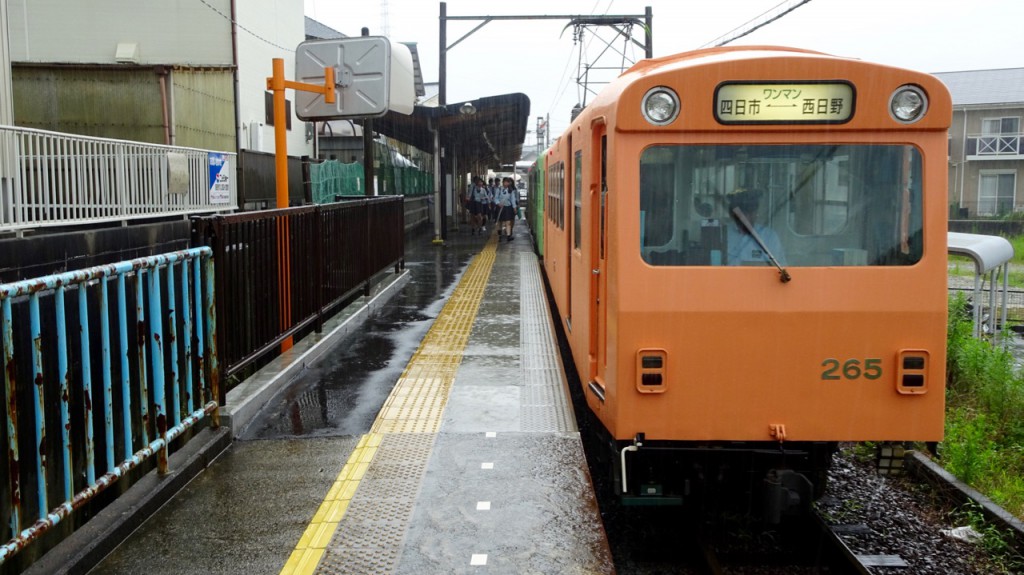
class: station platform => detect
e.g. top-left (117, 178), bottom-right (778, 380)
top-left (41, 225), bottom-right (613, 575)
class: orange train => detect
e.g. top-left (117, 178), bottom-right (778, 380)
top-left (534, 46), bottom-right (951, 519)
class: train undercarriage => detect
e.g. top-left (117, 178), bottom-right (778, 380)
top-left (598, 432), bottom-right (838, 524)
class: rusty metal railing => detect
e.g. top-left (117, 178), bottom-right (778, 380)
top-left (193, 196), bottom-right (404, 394)
top-left (0, 248), bottom-right (218, 564)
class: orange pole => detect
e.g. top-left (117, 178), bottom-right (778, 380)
top-left (268, 58), bottom-right (293, 350)
top-left (265, 59), bottom-right (335, 352)
top-left (269, 59), bottom-right (290, 209)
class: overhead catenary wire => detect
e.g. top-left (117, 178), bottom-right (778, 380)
top-left (196, 0), bottom-right (294, 52)
top-left (699, 0), bottom-right (814, 48)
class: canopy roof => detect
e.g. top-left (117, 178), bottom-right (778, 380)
top-left (373, 93), bottom-right (530, 170)
top-left (948, 232), bottom-right (1014, 274)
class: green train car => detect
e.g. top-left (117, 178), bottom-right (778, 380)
top-left (527, 152), bottom-right (546, 254)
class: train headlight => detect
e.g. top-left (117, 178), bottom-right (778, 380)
top-left (641, 87), bottom-right (680, 125)
top-left (889, 85), bottom-right (928, 124)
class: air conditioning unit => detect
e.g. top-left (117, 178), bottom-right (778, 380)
top-left (248, 121), bottom-right (264, 151)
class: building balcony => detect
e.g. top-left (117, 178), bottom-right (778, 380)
top-left (966, 133), bottom-right (1024, 160)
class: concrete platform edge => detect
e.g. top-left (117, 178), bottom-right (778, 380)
top-left (22, 426), bottom-right (233, 575)
top-left (907, 450), bottom-right (1024, 549)
top-left (20, 269), bottom-right (410, 575)
top-left (223, 269), bottom-right (411, 437)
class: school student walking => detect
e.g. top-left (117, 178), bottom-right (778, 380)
top-left (494, 177), bottom-right (518, 242)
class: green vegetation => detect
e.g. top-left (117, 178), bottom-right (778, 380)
top-left (943, 292), bottom-right (1024, 570)
top-left (1008, 236), bottom-right (1024, 265)
top-left (944, 292), bottom-right (1024, 520)
top-left (949, 501), bottom-right (1024, 573)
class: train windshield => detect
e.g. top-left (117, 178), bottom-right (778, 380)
top-left (639, 144), bottom-right (923, 267)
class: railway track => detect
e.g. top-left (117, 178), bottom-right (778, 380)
top-left (693, 510), bottom-right (879, 574)
top-left (598, 446), bottom-right (1020, 573)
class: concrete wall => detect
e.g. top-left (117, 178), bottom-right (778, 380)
top-left (6, 0), bottom-right (313, 157)
top-left (7, 0), bottom-right (232, 65)
top-left (234, 0), bottom-right (310, 156)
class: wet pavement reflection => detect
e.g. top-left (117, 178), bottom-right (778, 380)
top-left (241, 225), bottom-right (487, 440)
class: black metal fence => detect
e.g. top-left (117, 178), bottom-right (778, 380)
top-left (192, 196), bottom-right (404, 398)
top-left (237, 150), bottom-right (307, 209)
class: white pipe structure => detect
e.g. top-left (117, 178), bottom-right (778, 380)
top-left (620, 445), bottom-right (639, 494)
top-left (948, 231), bottom-right (1014, 344)
top-left (1, 0), bottom-right (15, 190)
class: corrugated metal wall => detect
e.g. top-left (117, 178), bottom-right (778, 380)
top-left (13, 66), bottom-right (166, 143)
top-left (172, 67), bottom-right (236, 152)
top-left (11, 65), bottom-right (235, 153)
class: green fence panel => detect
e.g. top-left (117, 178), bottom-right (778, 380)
top-left (310, 161), bottom-right (364, 202)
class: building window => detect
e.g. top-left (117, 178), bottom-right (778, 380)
top-left (265, 92), bottom-right (293, 130)
top-left (977, 171), bottom-right (1017, 216)
top-left (982, 117), bottom-right (1020, 135)
top-left (978, 117), bottom-right (1020, 155)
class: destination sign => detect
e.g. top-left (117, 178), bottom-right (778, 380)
top-left (715, 82), bottom-right (854, 124)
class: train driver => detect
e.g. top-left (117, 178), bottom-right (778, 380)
top-left (725, 188), bottom-right (786, 266)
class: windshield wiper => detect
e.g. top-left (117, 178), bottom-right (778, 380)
top-left (730, 207), bottom-right (791, 283)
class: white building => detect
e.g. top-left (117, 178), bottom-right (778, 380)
top-left (5, 0), bottom-right (310, 157)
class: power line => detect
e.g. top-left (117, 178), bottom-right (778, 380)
top-left (197, 0), bottom-right (294, 53)
top-left (700, 0), bottom-right (814, 48)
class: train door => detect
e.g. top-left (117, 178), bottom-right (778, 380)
top-left (589, 132), bottom-right (608, 389)
top-left (565, 135), bottom-right (574, 331)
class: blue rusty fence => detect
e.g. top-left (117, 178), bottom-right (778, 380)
top-left (0, 248), bottom-right (218, 564)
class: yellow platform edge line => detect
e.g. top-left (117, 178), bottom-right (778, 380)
top-left (281, 235), bottom-right (499, 575)
top-left (369, 234), bottom-right (497, 435)
top-left (278, 432), bottom-right (377, 575)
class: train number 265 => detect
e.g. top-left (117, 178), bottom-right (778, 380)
top-left (820, 358), bottom-right (882, 380)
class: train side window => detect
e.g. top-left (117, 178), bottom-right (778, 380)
top-left (600, 136), bottom-right (607, 260)
top-left (574, 150), bottom-right (583, 250)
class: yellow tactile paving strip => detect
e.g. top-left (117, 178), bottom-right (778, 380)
top-left (280, 233), bottom-right (498, 575)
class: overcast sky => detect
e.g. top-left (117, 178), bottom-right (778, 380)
top-left (303, 0), bottom-right (1024, 143)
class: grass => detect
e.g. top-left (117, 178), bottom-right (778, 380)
top-left (944, 292), bottom-right (1024, 520)
top-left (949, 501), bottom-right (1024, 573)
top-left (1008, 236), bottom-right (1024, 265)
top-left (942, 292), bottom-right (1024, 569)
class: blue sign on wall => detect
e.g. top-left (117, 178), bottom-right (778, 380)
top-left (209, 153), bottom-right (230, 204)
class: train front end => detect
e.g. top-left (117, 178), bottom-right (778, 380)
top-left (589, 48), bottom-right (952, 516)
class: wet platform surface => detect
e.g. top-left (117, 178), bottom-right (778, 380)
top-left (82, 223), bottom-right (613, 575)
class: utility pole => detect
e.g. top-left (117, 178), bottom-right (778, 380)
top-left (439, 5), bottom-right (651, 118)
top-left (437, 3), bottom-right (650, 239)
top-left (361, 28), bottom-right (376, 196)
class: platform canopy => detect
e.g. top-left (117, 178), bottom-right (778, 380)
top-left (372, 92), bottom-right (530, 169)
